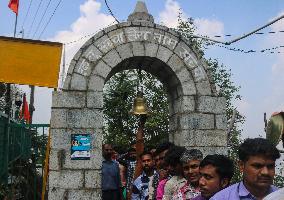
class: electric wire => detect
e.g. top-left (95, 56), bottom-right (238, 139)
top-left (104, 0), bottom-right (120, 23)
top-left (32, 0), bottom-right (53, 39)
top-left (21, 0), bottom-right (34, 33)
top-left (178, 14), bottom-right (284, 45)
top-left (64, 21), bottom-right (117, 45)
top-left (27, 0), bottom-right (44, 38)
top-left (211, 44), bottom-right (284, 54)
top-left (38, 0), bottom-right (63, 40)
top-left (208, 30), bottom-right (284, 38)
top-left (63, 26), bottom-right (284, 54)
top-left (62, 11), bottom-right (284, 54)
top-left (226, 14), bottom-right (284, 45)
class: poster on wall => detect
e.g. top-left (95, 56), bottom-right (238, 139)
top-left (71, 134), bottom-right (91, 160)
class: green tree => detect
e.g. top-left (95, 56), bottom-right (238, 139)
top-left (103, 70), bottom-right (169, 148)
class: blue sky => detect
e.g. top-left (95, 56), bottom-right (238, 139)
top-left (1, 0), bottom-right (284, 142)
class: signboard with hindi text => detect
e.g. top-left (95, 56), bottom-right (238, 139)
top-left (0, 36), bottom-right (62, 88)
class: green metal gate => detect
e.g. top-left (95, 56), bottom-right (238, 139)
top-left (0, 112), bottom-right (49, 200)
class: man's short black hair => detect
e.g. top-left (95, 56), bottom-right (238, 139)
top-left (164, 146), bottom-right (186, 167)
top-left (200, 154), bottom-right (234, 181)
top-left (127, 147), bottom-right (136, 153)
top-left (103, 143), bottom-right (112, 149)
top-left (238, 138), bottom-right (280, 162)
top-left (140, 151), bottom-right (153, 159)
top-left (155, 142), bottom-right (174, 155)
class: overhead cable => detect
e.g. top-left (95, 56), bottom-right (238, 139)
top-left (179, 14), bottom-right (284, 45)
top-left (27, 0), bottom-right (44, 38)
top-left (38, 0), bottom-right (63, 39)
top-left (64, 21), bottom-right (117, 45)
top-left (104, 0), bottom-right (120, 23)
top-left (32, 0), bottom-right (53, 39)
top-left (21, 0), bottom-right (34, 32)
top-left (207, 30), bottom-right (284, 38)
top-left (206, 44), bottom-right (284, 54)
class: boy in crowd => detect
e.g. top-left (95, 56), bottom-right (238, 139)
top-left (173, 149), bottom-right (203, 199)
top-left (211, 138), bottom-right (280, 200)
top-left (162, 146), bottom-right (186, 200)
top-left (151, 142), bottom-right (175, 199)
top-left (193, 154), bottom-right (234, 200)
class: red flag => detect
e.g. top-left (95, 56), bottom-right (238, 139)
top-left (19, 94), bottom-right (30, 124)
top-left (8, 0), bottom-right (19, 15)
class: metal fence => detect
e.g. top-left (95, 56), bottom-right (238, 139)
top-left (0, 112), bottom-right (49, 200)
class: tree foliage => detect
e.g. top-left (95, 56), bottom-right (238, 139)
top-left (103, 70), bottom-right (169, 148)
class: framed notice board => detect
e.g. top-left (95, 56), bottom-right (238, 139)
top-left (71, 134), bottom-right (91, 160)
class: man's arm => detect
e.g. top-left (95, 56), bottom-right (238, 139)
top-left (133, 115), bottom-right (147, 180)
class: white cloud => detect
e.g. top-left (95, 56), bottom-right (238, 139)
top-left (50, 0), bottom-right (115, 66)
top-left (159, 0), bottom-right (187, 28)
top-left (194, 18), bottom-right (224, 38)
top-left (158, 0), bottom-right (224, 38)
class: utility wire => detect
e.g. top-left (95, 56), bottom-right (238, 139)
top-left (226, 14), bottom-right (284, 45)
top-left (179, 14), bottom-right (284, 45)
top-left (64, 21), bottom-right (117, 45)
top-left (38, 0), bottom-right (63, 39)
top-left (32, 0), bottom-right (53, 39)
top-left (207, 30), bottom-right (284, 38)
top-left (63, 12), bottom-right (284, 54)
top-left (211, 44), bottom-right (284, 54)
top-left (104, 0), bottom-right (120, 23)
top-left (21, 0), bottom-right (34, 32)
top-left (27, 0), bottom-right (44, 38)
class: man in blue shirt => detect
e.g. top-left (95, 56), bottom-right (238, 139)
top-left (210, 138), bottom-right (280, 200)
top-left (102, 143), bottom-right (121, 200)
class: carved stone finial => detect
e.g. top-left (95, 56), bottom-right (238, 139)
top-left (127, 1), bottom-right (154, 23)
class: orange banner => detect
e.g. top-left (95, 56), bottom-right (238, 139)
top-left (0, 36), bottom-right (62, 88)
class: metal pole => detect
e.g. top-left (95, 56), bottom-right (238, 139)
top-left (29, 86), bottom-right (35, 124)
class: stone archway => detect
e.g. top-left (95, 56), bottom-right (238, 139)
top-left (48, 1), bottom-right (227, 199)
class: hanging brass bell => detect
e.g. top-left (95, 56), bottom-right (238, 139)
top-left (130, 91), bottom-right (151, 115)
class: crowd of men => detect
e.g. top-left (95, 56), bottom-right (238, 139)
top-left (101, 136), bottom-right (283, 200)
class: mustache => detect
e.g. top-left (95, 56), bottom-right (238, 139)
top-left (259, 175), bottom-right (272, 179)
top-left (258, 175), bottom-right (273, 181)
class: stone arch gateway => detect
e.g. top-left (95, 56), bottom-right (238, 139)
top-left (48, 1), bottom-right (227, 199)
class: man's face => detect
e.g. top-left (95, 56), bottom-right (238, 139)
top-left (128, 150), bottom-right (136, 160)
top-left (157, 150), bottom-right (167, 169)
top-left (183, 159), bottom-right (201, 185)
top-left (141, 154), bottom-right (154, 172)
top-left (103, 144), bottom-right (113, 159)
top-left (199, 164), bottom-right (228, 199)
top-left (240, 155), bottom-right (276, 191)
